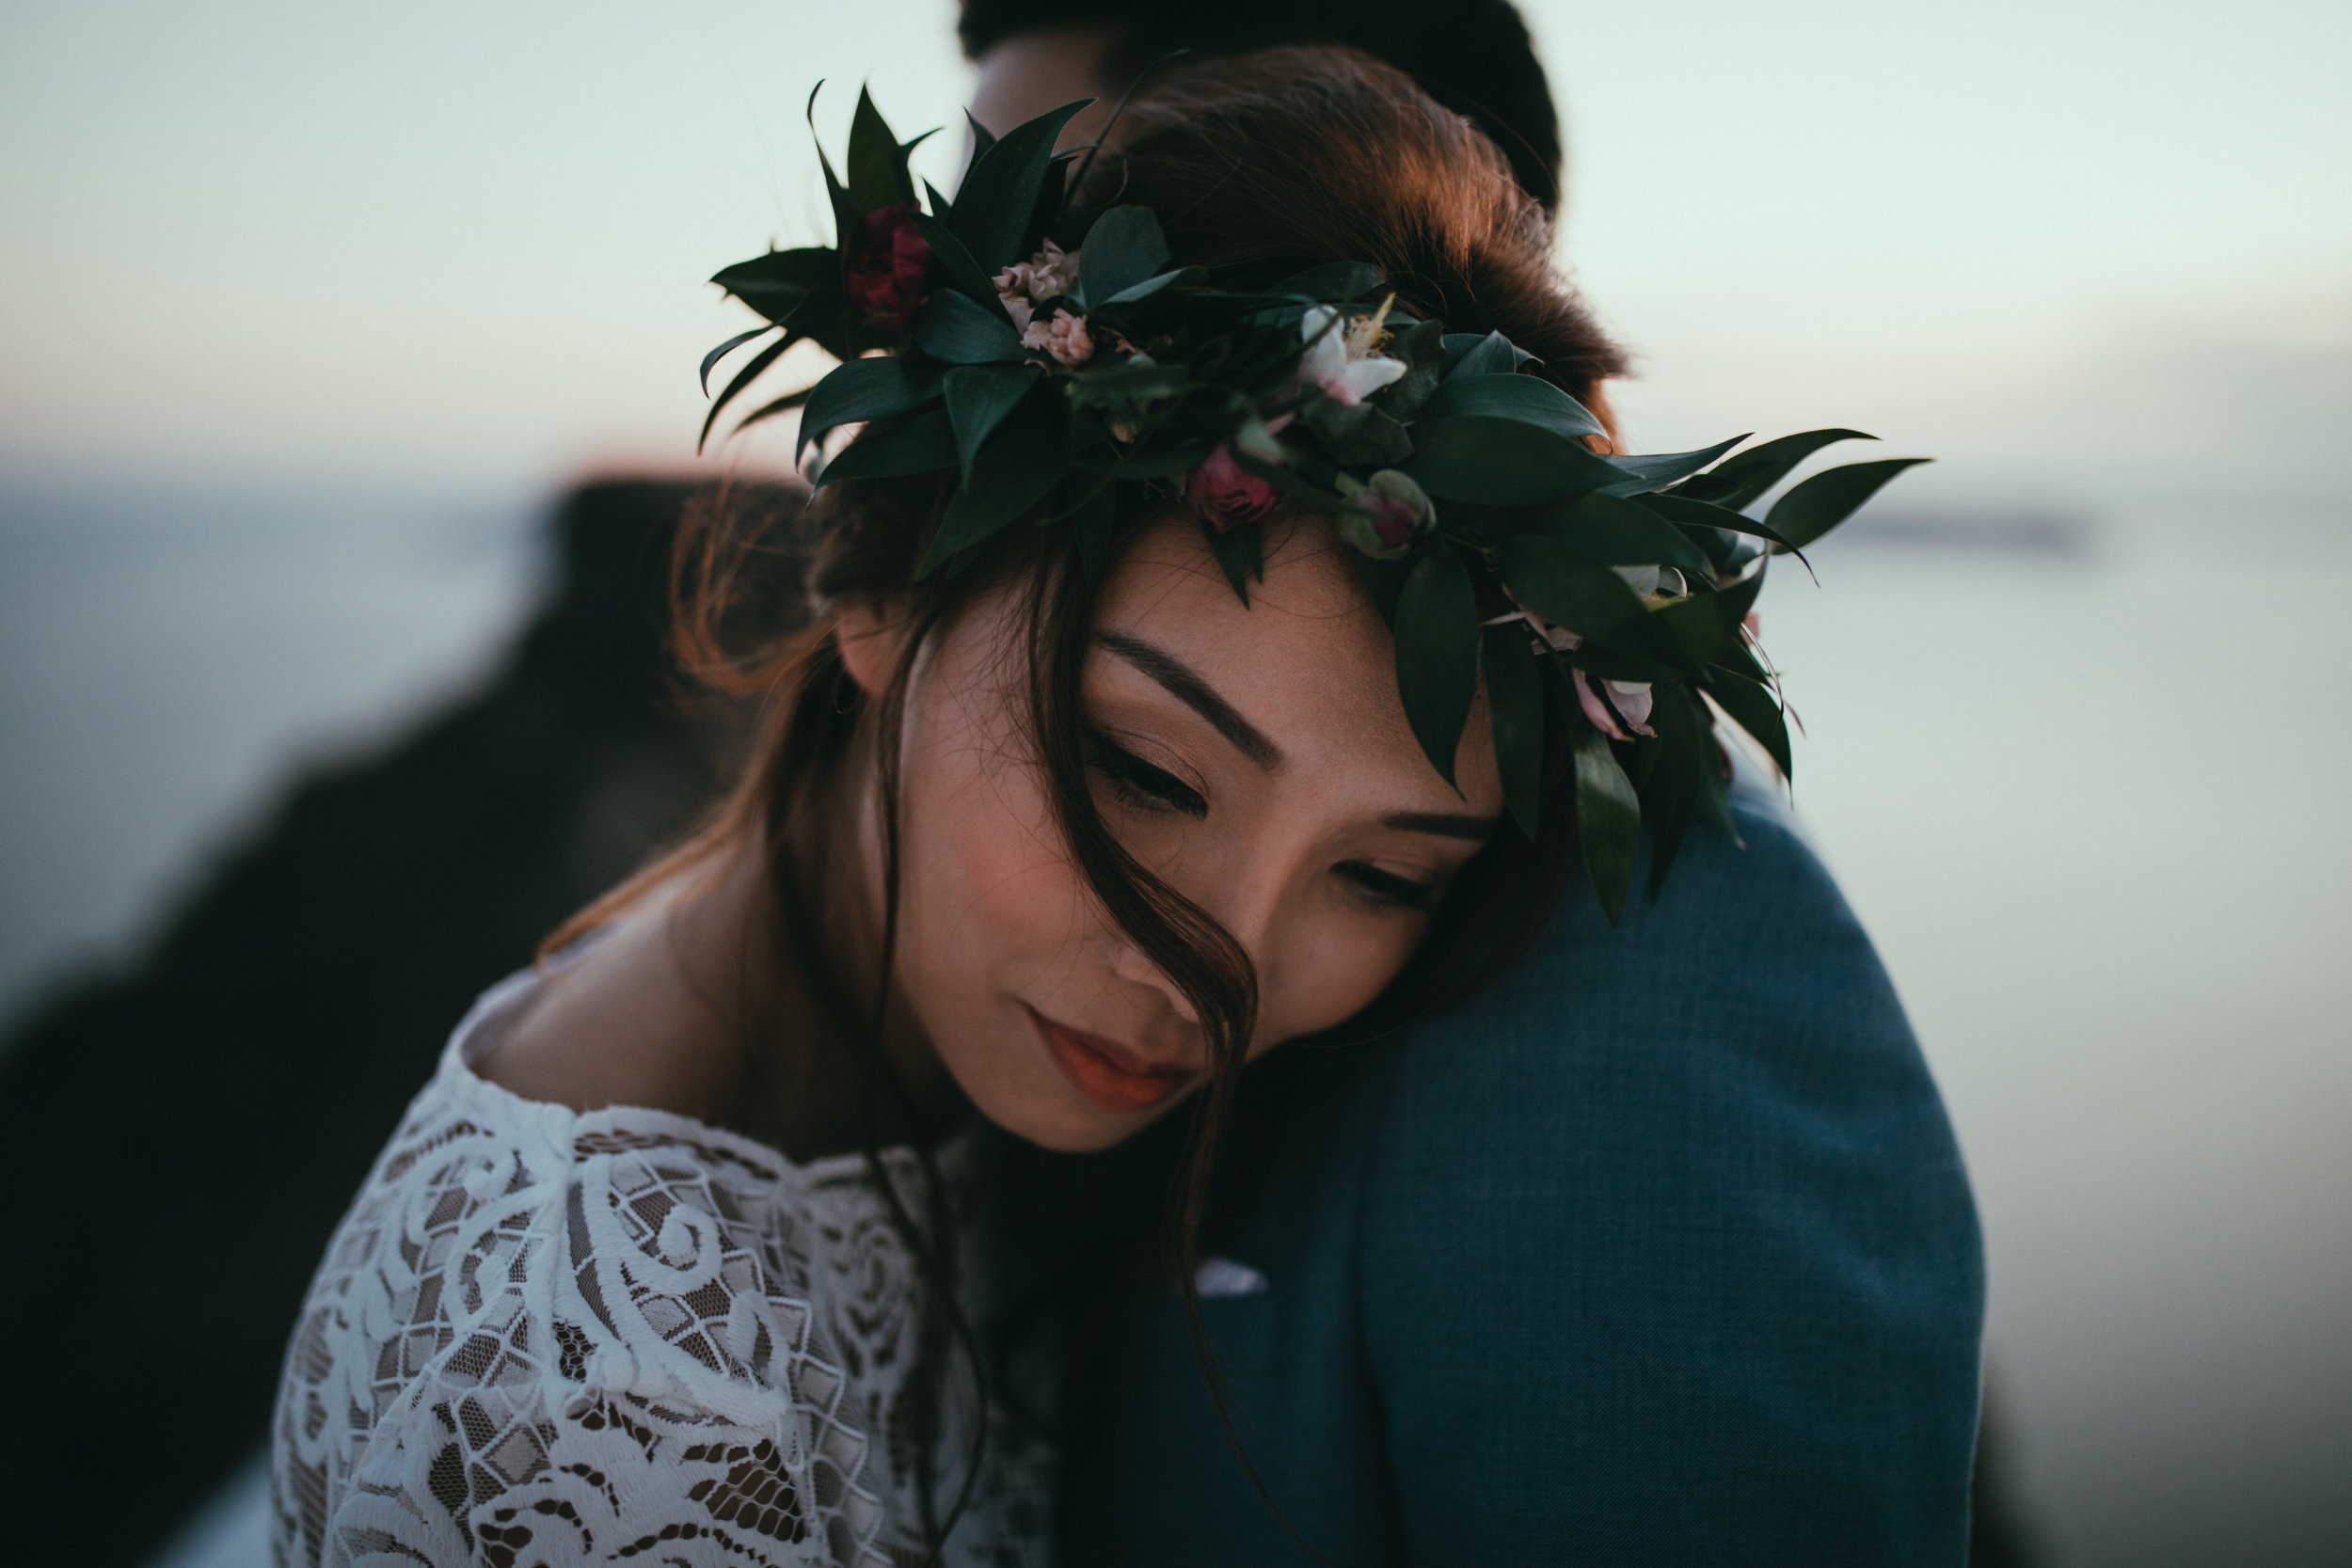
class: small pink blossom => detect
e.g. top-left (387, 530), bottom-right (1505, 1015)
top-left (1186, 443), bottom-right (1280, 532)
top-left (1359, 492), bottom-right (1420, 550)
top-left (1571, 668), bottom-right (1656, 740)
top-left (1022, 309), bottom-right (1095, 367)
top-left (993, 239), bottom-right (1082, 336)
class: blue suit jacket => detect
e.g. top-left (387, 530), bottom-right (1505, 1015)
top-left (1057, 781), bottom-right (1984, 1565)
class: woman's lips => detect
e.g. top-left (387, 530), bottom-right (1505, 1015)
top-left (1026, 1006), bottom-right (1194, 1112)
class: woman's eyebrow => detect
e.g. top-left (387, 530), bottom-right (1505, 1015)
top-left (1382, 811), bottom-right (1502, 841)
top-left (1097, 630), bottom-right (1282, 770)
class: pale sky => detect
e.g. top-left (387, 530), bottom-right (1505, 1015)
top-left (2, 0), bottom-right (2345, 498)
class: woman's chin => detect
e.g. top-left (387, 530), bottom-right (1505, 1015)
top-left (961, 1073), bottom-right (1183, 1154)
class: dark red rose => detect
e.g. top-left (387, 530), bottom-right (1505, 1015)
top-left (1185, 443), bottom-right (1280, 533)
top-left (846, 204), bottom-right (930, 335)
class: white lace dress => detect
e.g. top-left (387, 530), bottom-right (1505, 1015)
top-left (268, 965), bottom-right (1051, 1568)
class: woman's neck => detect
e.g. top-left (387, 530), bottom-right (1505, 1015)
top-left (478, 725), bottom-right (965, 1164)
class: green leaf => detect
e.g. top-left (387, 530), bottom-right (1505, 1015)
top-left (733, 385), bottom-right (816, 433)
top-left (846, 87), bottom-right (915, 213)
top-left (963, 110), bottom-right (995, 167)
top-left (1421, 373), bottom-right (1606, 442)
top-left (1352, 551), bottom-right (1412, 627)
top-left (798, 354), bottom-right (948, 460)
top-left (1405, 416), bottom-right (1627, 505)
top-left (1065, 358), bottom-right (1193, 403)
top-left (1649, 566), bottom-right (1765, 667)
top-left (1376, 318), bottom-right (1449, 422)
top-left (1640, 683), bottom-right (1706, 898)
top-left (918, 391), bottom-right (1071, 572)
top-left (1073, 205), bottom-right (1170, 309)
top-left (1597, 436), bottom-right (1749, 497)
top-left (1443, 331), bottom-right (1537, 381)
top-left (1638, 492), bottom-right (1801, 553)
top-left (1271, 261), bottom-right (1384, 300)
top-left (1764, 457), bottom-right (1932, 550)
top-left (946, 99), bottom-right (1090, 273)
top-left (1393, 547), bottom-right (1480, 787)
top-left (814, 406), bottom-right (957, 487)
top-left (1204, 521), bottom-right (1263, 604)
top-left (1100, 268), bottom-right (1195, 307)
top-left (1703, 666), bottom-right (1793, 783)
top-left (1299, 390), bottom-right (1411, 467)
top-left (945, 363), bottom-right (1036, 482)
top-left (914, 289), bottom-right (1027, 363)
top-left (1494, 533), bottom-right (1646, 637)
top-left (1494, 534), bottom-right (1699, 673)
top-left (1673, 428), bottom-right (1875, 512)
top-left (697, 332), bottom-right (797, 452)
top-left (1481, 622), bottom-right (1548, 841)
top-left (806, 83), bottom-right (861, 257)
top-left (1532, 493), bottom-right (1714, 576)
top-left (1693, 735), bottom-right (1744, 848)
top-left (710, 246), bottom-right (840, 325)
top-left (1564, 697), bottom-right (1641, 924)
top-left (699, 326), bottom-right (772, 395)
top-left (901, 210), bottom-right (1005, 314)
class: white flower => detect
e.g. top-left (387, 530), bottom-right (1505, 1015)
top-left (1297, 304), bottom-right (1406, 407)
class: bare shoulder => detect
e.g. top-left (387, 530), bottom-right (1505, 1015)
top-left (474, 911), bottom-right (748, 1124)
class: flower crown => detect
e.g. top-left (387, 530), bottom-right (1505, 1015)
top-left (699, 88), bottom-right (1928, 921)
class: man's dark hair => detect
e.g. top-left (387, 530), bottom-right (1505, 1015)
top-left (959, 0), bottom-right (1565, 214)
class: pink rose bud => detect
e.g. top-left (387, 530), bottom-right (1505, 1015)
top-left (1359, 492), bottom-right (1421, 552)
top-left (1186, 443), bottom-right (1280, 533)
top-left (846, 205), bottom-right (931, 335)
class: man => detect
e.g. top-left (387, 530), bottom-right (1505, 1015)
top-left (964, 8), bottom-right (1986, 1562)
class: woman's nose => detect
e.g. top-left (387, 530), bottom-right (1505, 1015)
top-left (1109, 941), bottom-right (1201, 1023)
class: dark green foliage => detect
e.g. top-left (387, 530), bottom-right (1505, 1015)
top-left (801, 354), bottom-right (947, 460)
top-left (1565, 697), bottom-right (1642, 923)
top-left (1420, 373), bottom-right (1605, 440)
top-left (1767, 457), bottom-right (1935, 550)
top-left (1481, 621), bottom-right (1548, 841)
top-left (691, 90), bottom-right (1930, 911)
top-left (1394, 549), bottom-right (1479, 786)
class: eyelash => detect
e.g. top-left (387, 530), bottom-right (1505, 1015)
top-left (1085, 730), bottom-right (1207, 818)
top-left (1083, 730), bottom-right (1440, 914)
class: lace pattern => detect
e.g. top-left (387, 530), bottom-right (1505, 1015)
top-left (269, 969), bottom-right (1049, 1567)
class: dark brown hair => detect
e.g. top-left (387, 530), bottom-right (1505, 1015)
top-left (958, 0), bottom-right (1571, 214)
top-left (559, 45), bottom-right (1623, 1557)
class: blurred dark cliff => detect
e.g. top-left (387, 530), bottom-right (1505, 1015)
top-left (0, 477), bottom-right (795, 1565)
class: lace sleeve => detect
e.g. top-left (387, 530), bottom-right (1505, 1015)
top-left (275, 1108), bottom-right (898, 1568)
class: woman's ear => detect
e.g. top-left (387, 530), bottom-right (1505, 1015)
top-left (834, 598), bottom-right (910, 697)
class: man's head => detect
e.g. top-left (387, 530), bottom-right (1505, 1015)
top-left (961, 0), bottom-right (1565, 215)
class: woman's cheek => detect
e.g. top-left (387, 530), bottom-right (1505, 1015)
top-left (1257, 908), bottom-right (1425, 1050)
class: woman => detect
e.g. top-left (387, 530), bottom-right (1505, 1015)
top-left (270, 48), bottom-right (1928, 1566)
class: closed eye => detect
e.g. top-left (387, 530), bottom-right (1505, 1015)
top-left (1335, 861), bottom-right (1438, 913)
top-left (1085, 730), bottom-right (1208, 818)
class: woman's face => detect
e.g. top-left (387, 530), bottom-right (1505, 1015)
top-left (874, 512), bottom-right (1504, 1153)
